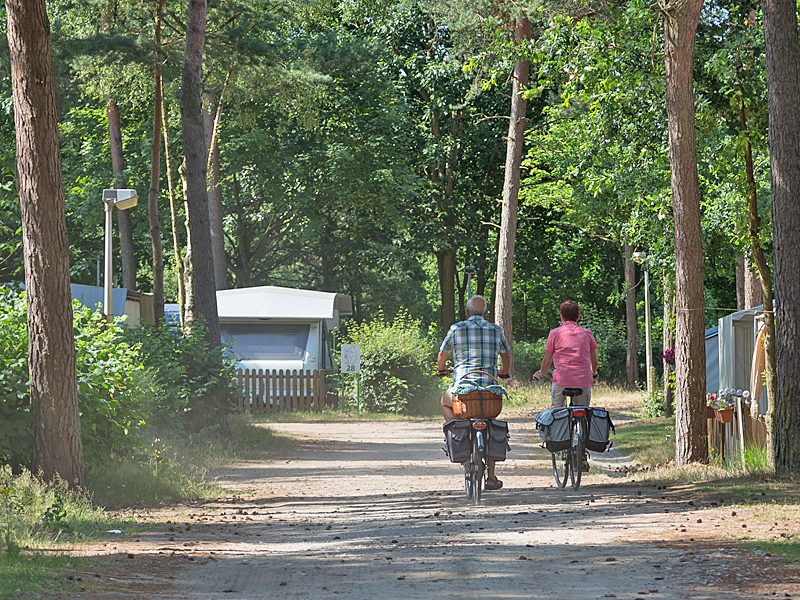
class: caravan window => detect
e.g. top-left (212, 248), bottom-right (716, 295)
top-left (222, 323), bottom-right (310, 360)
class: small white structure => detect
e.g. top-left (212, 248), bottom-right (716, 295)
top-left (216, 286), bottom-right (353, 373)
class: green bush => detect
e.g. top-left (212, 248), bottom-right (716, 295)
top-left (341, 312), bottom-right (439, 413)
top-left (0, 291), bottom-right (146, 465)
top-left (513, 339), bottom-right (545, 379)
top-left (0, 289), bottom-right (237, 468)
top-left (121, 323), bottom-right (238, 431)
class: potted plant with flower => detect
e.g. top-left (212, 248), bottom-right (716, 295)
top-left (708, 392), bottom-right (734, 423)
top-left (705, 394), bottom-right (716, 419)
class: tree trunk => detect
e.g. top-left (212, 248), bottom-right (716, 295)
top-left (739, 91), bottom-right (778, 467)
top-left (147, 2), bottom-right (165, 323)
top-left (624, 242), bottom-right (639, 389)
top-left (106, 95), bottom-right (137, 291)
top-left (161, 91), bottom-right (186, 323)
top-left (494, 17), bottom-right (531, 363)
top-left (743, 256), bottom-right (762, 308)
top-left (736, 254), bottom-right (745, 309)
top-left (180, 161), bottom-right (195, 323)
top-left (202, 90), bottom-right (227, 290)
top-left (438, 251), bottom-right (456, 328)
top-left (762, 0), bottom-right (800, 471)
top-left (663, 0), bottom-right (708, 465)
top-left (181, 0), bottom-right (220, 346)
top-left (662, 274), bottom-right (676, 417)
top-left (6, 0), bottom-right (84, 486)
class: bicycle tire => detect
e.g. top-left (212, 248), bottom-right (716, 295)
top-left (552, 449), bottom-right (570, 488)
top-left (469, 431), bottom-right (485, 505)
top-left (570, 419), bottom-right (585, 490)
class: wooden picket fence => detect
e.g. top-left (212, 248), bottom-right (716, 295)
top-left (235, 368), bottom-right (327, 412)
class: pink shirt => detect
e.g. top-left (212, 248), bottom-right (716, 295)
top-left (545, 321), bottom-right (597, 388)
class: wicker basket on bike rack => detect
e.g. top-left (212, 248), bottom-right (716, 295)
top-left (452, 390), bottom-right (503, 419)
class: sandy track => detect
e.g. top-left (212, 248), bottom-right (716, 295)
top-left (63, 418), bottom-right (800, 599)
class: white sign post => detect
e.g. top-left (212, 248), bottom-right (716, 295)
top-left (340, 344), bottom-right (361, 412)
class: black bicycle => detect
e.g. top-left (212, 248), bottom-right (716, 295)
top-left (441, 369), bottom-right (508, 506)
top-left (551, 388), bottom-right (589, 491)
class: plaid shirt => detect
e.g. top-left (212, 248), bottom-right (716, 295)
top-left (440, 316), bottom-right (511, 388)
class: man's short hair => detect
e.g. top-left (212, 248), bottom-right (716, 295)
top-left (465, 295), bottom-right (487, 316)
top-left (560, 300), bottom-right (580, 322)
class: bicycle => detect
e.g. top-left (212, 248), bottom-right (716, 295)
top-left (441, 369), bottom-right (509, 506)
top-left (550, 387), bottom-right (589, 491)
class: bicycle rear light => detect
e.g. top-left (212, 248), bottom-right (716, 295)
top-left (572, 409), bottom-right (587, 417)
top-left (471, 421), bottom-right (487, 430)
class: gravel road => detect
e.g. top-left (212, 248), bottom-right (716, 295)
top-left (134, 418), bottom-right (799, 600)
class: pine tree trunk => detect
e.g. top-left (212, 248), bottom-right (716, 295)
top-left (736, 254), bottom-right (746, 309)
top-left (106, 95), bottom-right (137, 291)
top-left (624, 242), bottom-right (639, 389)
top-left (762, 0), bottom-right (800, 471)
top-left (663, 0), bottom-right (708, 465)
top-left (744, 256), bottom-right (762, 308)
top-left (202, 90), bottom-right (227, 290)
top-left (6, 0), bottom-right (84, 486)
top-left (181, 0), bottom-right (220, 346)
top-left (494, 17), bottom-right (531, 361)
top-left (662, 274), bottom-right (676, 417)
top-left (438, 251), bottom-right (456, 329)
top-left (148, 5), bottom-right (165, 323)
top-left (161, 92), bottom-right (186, 323)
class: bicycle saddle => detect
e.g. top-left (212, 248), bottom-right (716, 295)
top-left (561, 387), bottom-right (583, 397)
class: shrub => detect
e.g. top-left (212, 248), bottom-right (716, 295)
top-left (121, 323), bottom-right (238, 432)
top-left (0, 291), bottom-right (147, 465)
top-left (340, 312), bottom-right (439, 413)
top-left (513, 339), bottom-right (545, 379)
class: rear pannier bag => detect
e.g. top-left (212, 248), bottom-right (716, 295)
top-left (586, 407), bottom-right (615, 452)
top-left (443, 419), bottom-right (472, 463)
top-left (536, 407), bottom-right (571, 452)
top-left (486, 419), bottom-right (510, 461)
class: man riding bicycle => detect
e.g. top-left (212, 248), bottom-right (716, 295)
top-left (438, 295), bottom-right (511, 491)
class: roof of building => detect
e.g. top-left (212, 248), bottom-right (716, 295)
top-left (216, 286), bottom-right (353, 321)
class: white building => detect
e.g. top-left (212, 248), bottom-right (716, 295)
top-left (215, 285), bottom-right (353, 373)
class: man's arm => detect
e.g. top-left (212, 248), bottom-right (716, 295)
top-left (437, 351), bottom-right (449, 373)
top-left (498, 351), bottom-right (511, 376)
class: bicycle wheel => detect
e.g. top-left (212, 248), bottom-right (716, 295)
top-left (551, 449), bottom-right (570, 488)
top-left (468, 434), bottom-right (485, 505)
top-left (570, 419), bottom-right (585, 490)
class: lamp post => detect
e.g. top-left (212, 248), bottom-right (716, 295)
top-left (102, 188), bottom-right (138, 320)
top-left (464, 265), bottom-right (476, 297)
top-left (632, 250), bottom-right (654, 404)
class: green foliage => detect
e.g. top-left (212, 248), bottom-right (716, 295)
top-left (512, 339), bottom-right (545, 380)
top-left (0, 466), bottom-right (108, 553)
top-left (0, 289), bottom-right (236, 468)
top-left (341, 312), bottom-right (439, 414)
top-left (121, 323), bottom-right (238, 432)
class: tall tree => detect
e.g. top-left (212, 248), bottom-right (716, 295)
top-left (762, 0), bottom-right (800, 471)
top-left (181, 0), bottom-right (220, 345)
top-left (662, 0), bottom-right (708, 464)
top-left (624, 242), bottom-right (639, 389)
top-left (148, 0), bottom-right (165, 323)
top-left (495, 16), bottom-right (531, 358)
top-left (106, 94), bottom-right (137, 290)
top-left (203, 88), bottom-right (227, 290)
top-left (6, 0), bottom-right (84, 485)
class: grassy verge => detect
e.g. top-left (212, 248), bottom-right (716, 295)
top-left (88, 413), bottom-right (286, 507)
top-left (0, 553), bottom-right (88, 598)
top-left (612, 417), bottom-right (675, 466)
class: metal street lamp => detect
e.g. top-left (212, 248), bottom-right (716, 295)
top-left (102, 188), bottom-right (138, 320)
top-left (464, 265), bottom-right (476, 297)
top-left (632, 250), bottom-right (654, 404)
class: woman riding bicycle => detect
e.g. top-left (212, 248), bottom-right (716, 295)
top-left (532, 300), bottom-right (598, 407)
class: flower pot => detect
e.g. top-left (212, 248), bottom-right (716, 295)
top-left (706, 406), bottom-right (715, 419)
top-left (714, 407), bottom-right (734, 424)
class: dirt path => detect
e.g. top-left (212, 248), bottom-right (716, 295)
top-left (68, 418), bottom-right (800, 599)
